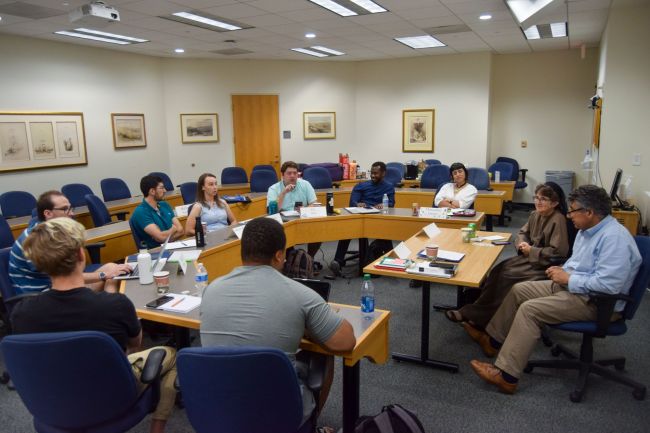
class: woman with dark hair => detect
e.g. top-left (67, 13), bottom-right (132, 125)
top-left (185, 173), bottom-right (238, 236)
top-left (446, 182), bottom-right (571, 328)
top-left (434, 162), bottom-right (478, 209)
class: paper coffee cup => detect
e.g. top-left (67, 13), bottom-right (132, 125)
top-left (153, 271), bottom-right (170, 294)
top-left (425, 244), bottom-right (439, 259)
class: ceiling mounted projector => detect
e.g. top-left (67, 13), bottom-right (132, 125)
top-left (69, 1), bottom-right (120, 27)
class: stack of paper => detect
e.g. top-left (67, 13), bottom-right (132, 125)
top-left (417, 249), bottom-right (465, 262)
top-left (157, 294), bottom-right (201, 313)
top-left (345, 207), bottom-right (380, 214)
top-left (374, 257), bottom-right (411, 271)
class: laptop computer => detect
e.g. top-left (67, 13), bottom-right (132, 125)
top-left (115, 233), bottom-right (172, 280)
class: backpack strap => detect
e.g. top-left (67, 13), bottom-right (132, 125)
top-left (291, 249), bottom-right (303, 278)
top-left (386, 405), bottom-right (424, 433)
top-left (355, 410), bottom-right (395, 433)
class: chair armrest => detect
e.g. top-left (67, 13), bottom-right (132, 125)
top-left (547, 256), bottom-right (568, 266)
top-left (140, 348), bottom-right (166, 384)
top-left (588, 291), bottom-right (634, 337)
top-left (174, 375), bottom-right (180, 391)
top-left (85, 242), bottom-right (106, 264)
top-left (306, 353), bottom-right (328, 393)
top-left (519, 168), bottom-right (528, 182)
top-left (332, 182), bottom-right (341, 188)
top-left (395, 182), bottom-right (404, 188)
top-left (110, 211), bottom-right (129, 221)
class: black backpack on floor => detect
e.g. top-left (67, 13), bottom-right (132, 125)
top-left (283, 248), bottom-right (314, 279)
top-left (355, 404), bottom-right (426, 433)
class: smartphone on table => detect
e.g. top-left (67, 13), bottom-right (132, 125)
top-left (146, 295), bottom-right (173, 309)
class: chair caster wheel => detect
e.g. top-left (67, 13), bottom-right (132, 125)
top-left (551, 346), bottom-right (562, 357)
top-left (0, 372), bottom-right (9, 385)
top-left (614, 360), bottom-right (625, 371)
top-left (524, 365), bottom-right (533, 374)
top-left (633, 388), bottom-right (646, 400)
top-left (570, 391), bottom-right (583, 402)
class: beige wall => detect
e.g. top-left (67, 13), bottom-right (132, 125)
top-left (489, 49), bottom-right (598, 202)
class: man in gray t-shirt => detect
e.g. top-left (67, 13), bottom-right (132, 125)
top-left (200, 217), bottom-right (356, 424)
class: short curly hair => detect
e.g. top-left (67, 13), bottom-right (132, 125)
top-left (240, 217), bottom-right (286, 264)
top-left (568, 185), bottom-right (611, 218)
top-left (23, 217), bottom-right (86, 276)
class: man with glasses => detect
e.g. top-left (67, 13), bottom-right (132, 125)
top-left (9, 190), bottom-right (131, 294)
top-left (466, 185), bottom-right (641, 394)
top-left (130, 175), bottom-right (183, 249)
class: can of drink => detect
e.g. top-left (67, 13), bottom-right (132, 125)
top-left (412, 202), bottom-right (420, 216)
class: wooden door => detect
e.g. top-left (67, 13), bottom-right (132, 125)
top-left (231, 94), bottom-right (280, 177)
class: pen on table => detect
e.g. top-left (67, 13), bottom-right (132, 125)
top-left (169, 297), bottom-right (184, 308)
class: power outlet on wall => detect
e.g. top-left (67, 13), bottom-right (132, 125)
top-left (632, 153), bottom-right (641, 166)
top-left (521, 140), bottom-right (528, 148)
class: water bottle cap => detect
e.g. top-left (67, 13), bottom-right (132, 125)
top-left (139, 249), bottom-right (148, 254)
top-left (363, 274), bottom-right (371, 280)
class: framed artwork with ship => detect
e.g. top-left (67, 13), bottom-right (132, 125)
top-left (0, 112), bottom-right (87, 173)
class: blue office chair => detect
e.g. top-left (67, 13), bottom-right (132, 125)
top-left (487, 162), bottom-right (514, 184)
top-left (420, 164), bottom-right (450, 189)
top-left (467, 167), bottom-right (490, 191)
top-left (61, 183), bottom-right (94, 208)
top-left (250, 170), bottom-right (278, 193)
top-left (1, 246), bottom-right (21, 389)
top-left (252, 164), bottom-right (275, 173)
top-left (84, 194), bottom-right (129, 227)
top-left (128, 216), bottom-right (147, 250)
top-left (0, 215), bottom-right (13, 249)
top-left (149, 172), bottom-right (175, 191)
top-left (302, 166), bottom-right (333, 190)
top-left (2, 331), bottom-right (166, 433)
top-left (387, 162), bottom-right (405, 177)
top-left (100, 178), bottom-right (132, 202)
top-left (0, 191), bottom-right (37, 218)
top-left (525, 236), bottom-right (650, 402)
top-left (177, 346), bottom-right (313, 433)
top-left (180, 182), bottom-right (198, 205)
top-left (384, 167), bottom-right (404, 187)
top-left (425, 159), bottom-right (441, 166)
top-left (496, 156), bottom-right (528, 190)
top-left (221, 167), bottom-right (248, 185)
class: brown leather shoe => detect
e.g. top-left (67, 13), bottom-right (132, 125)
top-left (462, 322), bottom-right (498, 357)
top-left (470, 360), bottom-right (517, 394)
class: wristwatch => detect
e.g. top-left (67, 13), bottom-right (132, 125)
top-left (99, 272), bottom-right (107, 281)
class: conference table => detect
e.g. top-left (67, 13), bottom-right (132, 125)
top-left (363, 227), bottom-right (511, 373)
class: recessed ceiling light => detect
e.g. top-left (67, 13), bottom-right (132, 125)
top-left (54, 30), bottom-right (131, 45)
top-left (311, 46), bottom-right (345, 56)
top-left (479, 13), bottom-right (492, 20)
top-left (172, 11), bottom-right (242, 31)
top-left (550, 22), bottom-right (567, 37)
top-left (305, 32), bottom-right (316, 38)
top-left (394, 35), bottom-right (445, 49)
top-left (522, 22), bottom-right (567, 40)
top-left (350, 0), bottom-right (387, 13)
top-left (175, 48), bottom-right (185, 53)
top-left (308, 0), bottom-right (357, 17)
top-left (291, 47), bottom-right (328, 57)
top-left (74, 28), bottom-right (148, 43)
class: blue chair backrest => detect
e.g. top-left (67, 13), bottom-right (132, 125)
top-left (0, 247), bottom-right (17, 315)
top-left (221, 167), bottom-right (248, 185)
top-left (100, 178), bottom-right (131, 202)
top-left (302, 166), bottom-right (333, 189)
top-left (62, 183), bottom-right (94, 208)
top-left (0, 215), bottom-right (14, 249)
top-left (252, 164), bottom-right (275, 172)
top-left (128, 217), bottom-right (146, 250)
top-left (384, 167), bottom-right (403, 186)
top-left (496, 157), bottom-right (520, 181)
top-left (387, 162), bottom-right (405, 176)
top-left (1, 331), bottom-right (139, 430)
top-left (488, 162), bottom-right (514, 182)
top-left (425, 159), bottom-right (441, 165)
top-left (623, 236), bottom-right (650, 320)
top-left (305, 163), bottom-right (343, 182)
top-left (84, 194), bottom-right (112, 227)
top-left (420, 164), bottom-right (450, 189)
top-left (0, 191), bottom-right (37, 218)
top-left (180, 182), bottom-right (198, 205)
top-left (149, 172), bottom-right (174, 191)
top-left (177, 346), bottom-right (303, 433)
top-left (250, 170), bottom-right (278, 193)
top-left (468, 167), bottom-right (490, 190)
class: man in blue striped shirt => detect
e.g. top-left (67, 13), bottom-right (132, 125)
top-left (467, 185), bottom-right (641, 394)
top-left (9, 190), bottom-right (131, 294)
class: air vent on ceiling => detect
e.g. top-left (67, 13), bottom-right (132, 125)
top-left (211, 48), bottom-right (254, 55)
top-left (423, 24), bottom-right (472, 35)
top-left (0, 1), bottom-right (64, 19)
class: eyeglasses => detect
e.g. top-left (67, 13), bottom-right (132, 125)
top-left (566, 207), bottom-right (586, 215)
top-left (52, 206), bottom-right (74, 214)
top-left (533, 196), bottom-right (551, 202)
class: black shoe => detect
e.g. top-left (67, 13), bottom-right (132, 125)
top-left (409, 279), bottom-right (422, 288)
top-left (329, 260), bottom-right (342, 277)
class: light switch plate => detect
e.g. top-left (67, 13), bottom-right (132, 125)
top-left (632, 153), bottom-right (641, 166)
top-left (521, 140), bottom-right (527, 148)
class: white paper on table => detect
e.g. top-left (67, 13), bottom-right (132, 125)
top-left (281, 210), bottom-right (300, 217)
top-left (158, 293), bottom-right (201, 313)
top-left (419, 207), bottom-right (448, 219)
top-left (480, 235), bottom-right (507, 241)
top-left (174, 204), bottom-right (191, 217)
top-left (423, 222), bottom-right (441, 239)
top-left (168, 250), bottom-right (201, 263)
top-left (437, 249), bottom-right (465, 262)
top-left (300, 206), bottom-right (327, 218)
top-left (393, 242), bottom-right (411, 260)
top-left (345, 207), bottom-right (380, 214)
top-left (167, 239), bottom-right (197, 250)
top-left (232, 225), bottom-right (245, 239)
top-left (178, 259), bottom-right (188, 274)
top-left (266, 213), bottom-right (284, 224)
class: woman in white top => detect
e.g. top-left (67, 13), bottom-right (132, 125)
top-left (185, 172), bottom-right (238, 236)
top-left (434, 162), bottom-right (478, 209)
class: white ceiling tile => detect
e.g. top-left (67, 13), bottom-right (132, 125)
top-left (392, 6), bottom-right (454, 20)
top-left (242, 13), bottom-right (294, 26)
top-left (280, 7), bottom-right (337, 22)
top-left (119, 0), bottom-right (182, 16)
top-left (347, 12), bottom-right (403, 25)
top-left (382, 0), bottom-right (445, 9)
top-left (568, 0), bottom-right (613, 13)
top-left (443, 0), bottom-right (509, 14)
top-left (529, 38), bottom-right (570, 51)
top-left (409, 15), bottom-right (465, 29)
top-left (169, 0), bottom-right (237, 8)
top-left (246, 0), bottom-right (313, 14)
top-left (201, 3), bottom-right (269, 19)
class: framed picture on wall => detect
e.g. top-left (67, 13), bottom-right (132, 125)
top-left (180, 113), bottom-right (219, 143)
top-left (303, 112), bottom-right (336, 139)
top-left (111, 113), bottom-right (147, 149)
top-left (0, 112), bottom-right (87, 173)
top-left (402, 109), bottom-right (434, 153)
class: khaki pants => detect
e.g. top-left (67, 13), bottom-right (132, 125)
top-left (128, 346), bottom-right (177, 421)
top-left (486, 280), bottom-right (596, 378)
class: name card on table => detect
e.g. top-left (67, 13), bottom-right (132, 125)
top-left (300, 206), bottom-right (327, 218)
top-left (232, 224), bottom-right (245, 239)
top-left (175, 204), bottom-right (191, 217)
top-left (266, 213), bottom-right (284, 224)
top-left (419, 207), bottom-right (448, 219)
top-left (393, 242), bottom-right (411, 260)
top-left (423, 222), bottom-right (441, 239)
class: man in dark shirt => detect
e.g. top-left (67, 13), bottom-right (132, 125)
top-left (11, 217), bottom-right (177, 433)
top-left (329, 161), bottom-right (395, 275)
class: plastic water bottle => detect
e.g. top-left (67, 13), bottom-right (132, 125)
top-left (360, 274), bottom-right (375, 320)
top-left (495, 170), bottom-right (501, 182)
top-left (381, 193), bottom-right (389, 214)
top-left (194, 262), bottom-right (208, 296)
top-left (137, 249), bottom-right (153, 285)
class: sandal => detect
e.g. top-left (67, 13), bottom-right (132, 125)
top-left (445, 310), bottom-right (464, 323)
top-left (316, 427), bottom-right (335, 433)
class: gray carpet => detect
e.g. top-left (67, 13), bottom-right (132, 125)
top-left (2, 210), bottom-right (649, 433)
